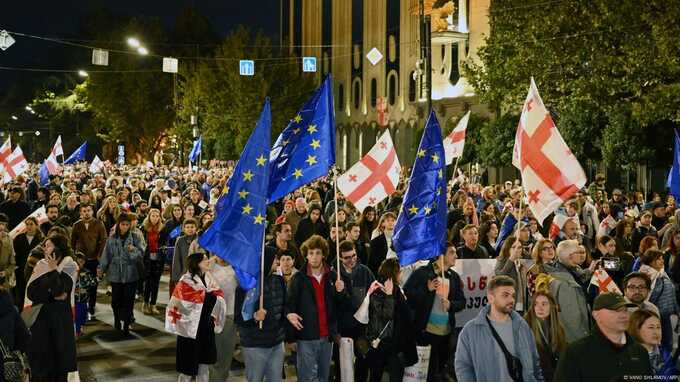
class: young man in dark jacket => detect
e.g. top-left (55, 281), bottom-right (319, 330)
top-left (404, 244), bottom-right (466, 382)
top-left (235, 247), bottom-right (287, 382)
top-left (286, 234), bottom-right (348, 382)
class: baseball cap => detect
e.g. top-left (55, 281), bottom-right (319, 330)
top-left (592, 293), bottom-right (636, 311)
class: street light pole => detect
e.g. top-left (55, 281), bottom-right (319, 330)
top-left (419, 0), bottom-right (433, 113)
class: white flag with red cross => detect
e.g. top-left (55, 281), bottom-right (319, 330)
top-left (165, 273), bottom-right (226, 339)
top-left (2, 146), bottom-right (28, 183)
top-left (444, 110), bottom-right (470, 165)
top-left (51, 135), bottom-right (64, 158)
top-left (0, 137), bottom-right (11, 181)
top-left (513, 78), bottom-right (586, 224)
top-left (590, 269), bottom-right (622, 295)
top-left (10, 206), bottom-right (48, 239)
top-left (45, 153), bottom-right (62, 175)
top-left (337, 130), bottom-right (401, 213)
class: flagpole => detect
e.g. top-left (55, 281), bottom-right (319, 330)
top-left (258, 220), bottom-right (267, 330)
top-left (333, 166), bottom-right (341, 282)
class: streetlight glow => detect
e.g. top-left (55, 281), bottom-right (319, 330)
top-left (78, 70), bottom-right (89, 77)
top-left (137, 47), bottom-right (149, 55)
top-left (127, 37), bottom-right (140, 48)
top-left (11, 115), bottom-right (18, 120)
top-left (29, 110), bottom-right (35, 114)
top-left (35, 131), bottom-right (41, 136)
top-left (25, 105), bottom-right (32, 111)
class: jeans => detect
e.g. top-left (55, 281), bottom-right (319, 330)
top-left (144, 259), bottom-right (164, 305)
top-left (110, 282), bottom-right (137, 325)
top-left (209, 317), bottom-right (236, 382)
top-left (242, 343), bottom-right (285, 382)
top-left (84, 259), bottom-right (99, 314)
top-left (297, 338), bottom-right (333, 382)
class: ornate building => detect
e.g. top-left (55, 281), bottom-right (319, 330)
top-left (282, 0), bottom-right (492, 169)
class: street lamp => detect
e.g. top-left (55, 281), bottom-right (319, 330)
top-left (127, 37), bottom-right (140, 48)
top-left (35, 131), bottom-right (40, 136)
top-left (11, 115), bottom-right (17, 120)
top-left (78, 70), bottom-right (89, 77)
top-left (25, 105), bottom-right (32, 111)
top-left (137, 47), bottom-right (149, 55)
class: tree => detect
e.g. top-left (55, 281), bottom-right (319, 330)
top-left (176, 27), bottom-right (316, 159)
top-left (464, 0), bottom-right (680, 168)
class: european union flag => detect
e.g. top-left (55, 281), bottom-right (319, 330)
top-left (39, 161), bottom-right (50, 186)
top-left (268, 75), bottom-right (336, 202)
top-left (64, 141), bottom-right (87, 164)
top-left (198, 99), bottom-right (271, 289)
top-left (188, 136), bottom-right (202, 164)
top-left (668, 130), bottom-right (680, 200)
top-left (393, 110), bottom-right (448, 266)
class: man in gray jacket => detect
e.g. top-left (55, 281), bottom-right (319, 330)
top-left (170, 218), bottom-right (198, 292)
top-left (455, 275), bottom-right (544, 382)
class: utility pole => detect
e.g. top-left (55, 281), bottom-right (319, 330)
top-left (419, 0), bottom-right (433, 113)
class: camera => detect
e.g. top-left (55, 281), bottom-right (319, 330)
top-left (601, 256), bottom-right (621, 272)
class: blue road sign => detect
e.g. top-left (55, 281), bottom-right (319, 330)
top-left (302, 57), bottom-right (317, 72)
top-left (239, 60), bottom-right (255, 76)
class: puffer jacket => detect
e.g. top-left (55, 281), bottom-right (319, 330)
top-left (546, 261), bottom-right (591, 343)
top-left (100, 232), bottom-right (144, 283)
top-left (455, 305), bottom-right (544, 382)
top-left (235, 272), bottom-right (287, 348)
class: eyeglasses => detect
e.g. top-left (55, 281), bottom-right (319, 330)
top-left (626, 285), bottom-right (648, 291)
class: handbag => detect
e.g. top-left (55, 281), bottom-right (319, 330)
top-left (0, 338), bottom-right (29, 382)
top-left (486, 316), bottom-right (523, 382)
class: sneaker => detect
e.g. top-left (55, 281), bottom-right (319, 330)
top-left (150, 305), bottom-right (160, 315)
top-left (142, 303), bottom-right (150, 314)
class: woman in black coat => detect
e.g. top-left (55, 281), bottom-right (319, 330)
top-left (0, 289), bottom-right (30, 376)
top-left (294, 204), bottom-right (329, 246)
top-left (13, 216), bottom-right (43, 311)
top-left (25, 233), bottom-right (78, 382)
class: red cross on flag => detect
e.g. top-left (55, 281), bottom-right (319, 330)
top-left (2, 146), bottom-right (28, 183)
top-left (590, 269), bottom-right (622, 295)
top-left (51, 135), bottom-right (64, 157)
top-left (337, 130), bottom-right (401, 212)
top-left (165, 273), bottom-right (226, 339)
top-left (10, 205), bottom-right (48, 239)
top-left (45, 153), bottom-right (62, 175)
top-left (513, 78), bottom-right (586, 224)
top-left (0, 137), bottom-right (11, 164)
top-left (443, 110), bottom-right (470, 165)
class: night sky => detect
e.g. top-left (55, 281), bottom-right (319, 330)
top-left (0, 0), bottom-right (281, 106)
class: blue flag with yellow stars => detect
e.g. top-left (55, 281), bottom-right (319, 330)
top-left (393, 110), bottom-right (448, 266)
top-left (198, 99), bottom-right (271, 289)
top-left (268, 75), bottom-right (336, 202)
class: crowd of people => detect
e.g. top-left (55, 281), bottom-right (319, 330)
top-left (0, 161), bottom-right (678, 381)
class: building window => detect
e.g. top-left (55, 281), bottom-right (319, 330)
top-left (387, 72), bottom-right (397, 106)
top-left (353, 79), bottom-right (361, 110)
top-left (338, 84), bottom-right (344, 111)
top-left (408, 71), bottom-right (416, 102)
top-left (389, 35), bottom-right (397, 62)
top-left (370, 78), bottom-right (377, 108)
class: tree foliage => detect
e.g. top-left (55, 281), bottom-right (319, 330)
top-left (465, 0), bottom-right (680, 168)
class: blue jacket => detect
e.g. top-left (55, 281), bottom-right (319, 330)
top-left (455, 305), bottom-right (544, 382)
top-left (100, 232), bottom-right (144, 283)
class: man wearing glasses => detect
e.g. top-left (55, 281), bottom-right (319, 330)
top-left (622, 272), bottom-right (660, 316)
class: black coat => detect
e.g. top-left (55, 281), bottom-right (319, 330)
top-left (0, 291), bottom-right (29, 352)
top-left (13, 232), bottom-right (42, 309)
top-left (0, 200), bottom-right (31, 230)
top-left (336, 264), bottom-right (374, 338)
top-left (235, 272), bottom-right (287, 348)
top-left (368, 234), bottom-right (388, 276)
top-left (26, 270), bottom-right (77, 377)
top-left (176, 286), bottom-right (217, 376)
top-left (403, 262), bottom-right (466, 335)
top-left (285, 264), bottom-right (348, 341)
top-left (367, 288), bottom-right (419, 368)
top-left (294, 217), bottom-right (329, 246)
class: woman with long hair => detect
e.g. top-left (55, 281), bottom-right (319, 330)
top-left (614, 219), bottom-right (635, 254)
top-left (526, 239), bottom-right (556, 296)
top-left (141, 208), bottom-right (164, 315)
top-left (366, 258), bottom-right (418, 381)
top-left (13, 216), bottom-right (43, 310)
top-left (478, 221), bottom-right (499, 259)
top-left (167, 252), bottom-right (226, 382)
top-left (638, 249), bottom-right (679, 352)
top-left (495, 236), bottom-right (529, 313)
top-left (358, 206), bottom-right (378, 243)
top-left (161, 204), bottom-right (184, 269)
top-left (100, 213), bottom-right (145, 335)
top-left (368, 212), bottom-right (397, 277)
top-left (524, 292), bottom-right (567, 382)
top-left (97, 195), bottom-right (121, 232)
top-left (25, 234), bottom-right (78, 381)
top-left (627, 309), bottom-right (677, 377)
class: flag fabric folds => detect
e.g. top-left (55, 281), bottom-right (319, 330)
top-left (45, 154), bottom-right (61, 175)
top-left (64, 141), bottom-right (88, 164)
top-left (337, 130), bottom-right (400, 213)
top-left (39, 161), bottom-right (50, 186)
top-left (198, 99), bottom-right (272, 289)
top-left (189, 136), bottom-right (202, 164)
top-left (268, 75), bottom-right (336, 202)
top-left (589, 269), bottom-right (622, 295)
top-left (2, 146), bottom-right (28, 183)
top-left (443, 110), bottom-right (470, 165)
top-left (165, 272), bottom-right (226, 339)
top-left (89, 155), bottom-right (104, 174)
top-left (512, 78), bottom-right (586, 225)
top-left (667, 130), bottom-right (680, 200)
top-left (51, 135), bottom-right (64, 158)
top-left (393, 110), bottom-right (448, 266)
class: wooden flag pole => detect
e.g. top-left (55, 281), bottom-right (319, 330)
top-left (258, 220), bottom-right (267, 330)
top-left (333, 166), bottom-right (341, 281)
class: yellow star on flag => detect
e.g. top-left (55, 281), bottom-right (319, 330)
top-left (307, 124), bottom-right (317, 134)
top-left (255, 154), bottom-right (267, 166)
top-left (242, 170), bottom-right (254, 182)
top-left (431, 153), bottom-right (440, 164)
top-left (417, 149), bottom-right (426, 158)
top-left (305, 155), bottom-right (317, 166)
top-left (237, 190), bottom-right (249, 199)
top-left (438, 169), bottom-right (443, 179)
top-left (436, 187), bottom-right (442, 196)
top-left (293, 168), bottom-right (303, 179)
top-left (408, 204), bottom-right (419, 215)
top-left (242, 203), bottom-right (253, 215)
top-left (293, 128), bottom-right (301, 135)
top-left (310, 139), bottom-right (321, 149)
top-left (223, 185), bottom-right (229, 195)
top-left (253, 214), bottom-right (265, 225)
top-left (282, 139), bottom-right (290, 146)
top-left (424, 206), bottom-right (432, 215)
top-left (293, 114), bottom-right (302, 123)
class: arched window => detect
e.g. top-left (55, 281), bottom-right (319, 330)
top-left (338, 84), bottom-right (344, 111)
top-left (353, 79), bottom-right (361, 110)
top-left (387, 72), bottom-right (398, 106)
top-left (408, 71), bottom-right (417, 102)
top-left (370, 78), bottom-right (377, 108)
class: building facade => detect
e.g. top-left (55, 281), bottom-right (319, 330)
top-left (282, 0), bottom-right (492, 169)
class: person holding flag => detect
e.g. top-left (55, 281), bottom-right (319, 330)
top-left (64, 141), bottom-right (88, 165)
top-left (189, 136), bottom-right (202, 168)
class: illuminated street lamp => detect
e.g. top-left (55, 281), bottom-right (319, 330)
top-left (137, 47), bottom-right (149, 55)
top-left (35, 131), bottom-right (41, 136)
top-left (78, 70), bottom-right (89, 77)
top-left (11, 115), bottom-right (18, 120)
top-left (127, 37), bottom-right (140, 48)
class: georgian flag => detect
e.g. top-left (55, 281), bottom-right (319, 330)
top-left (513, 78), bottom-right (586, 224)
top-left (590, 269), bottom-right (622, 295)
top-left (337, 130), bottom-right (400, 213)
top-left (165, 272), bottom-right (227, 339)
top-left (2, 146), bottom-right (28, 182)
top-left (597, 215), bottom-right (617, 238)
top-left (10, 206), bottom-right (48, 239)
top-left (45, 153), bottom-right (62, 175)
top-left (51, 135), bottom-right (64, 157)
top-left (443, 111), bottom-right (470, 165)
top-left (0, 137), bottom-right (11, 164)
top-left (89, 155), bottom-right (104, 174)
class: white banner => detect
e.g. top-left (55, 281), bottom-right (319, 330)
top-left (339, 337), bottom-right (354, 382)
top-left (453, 259), bottom-right (496, 327)
top-left (402, 345), bottom-right (431, 382)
